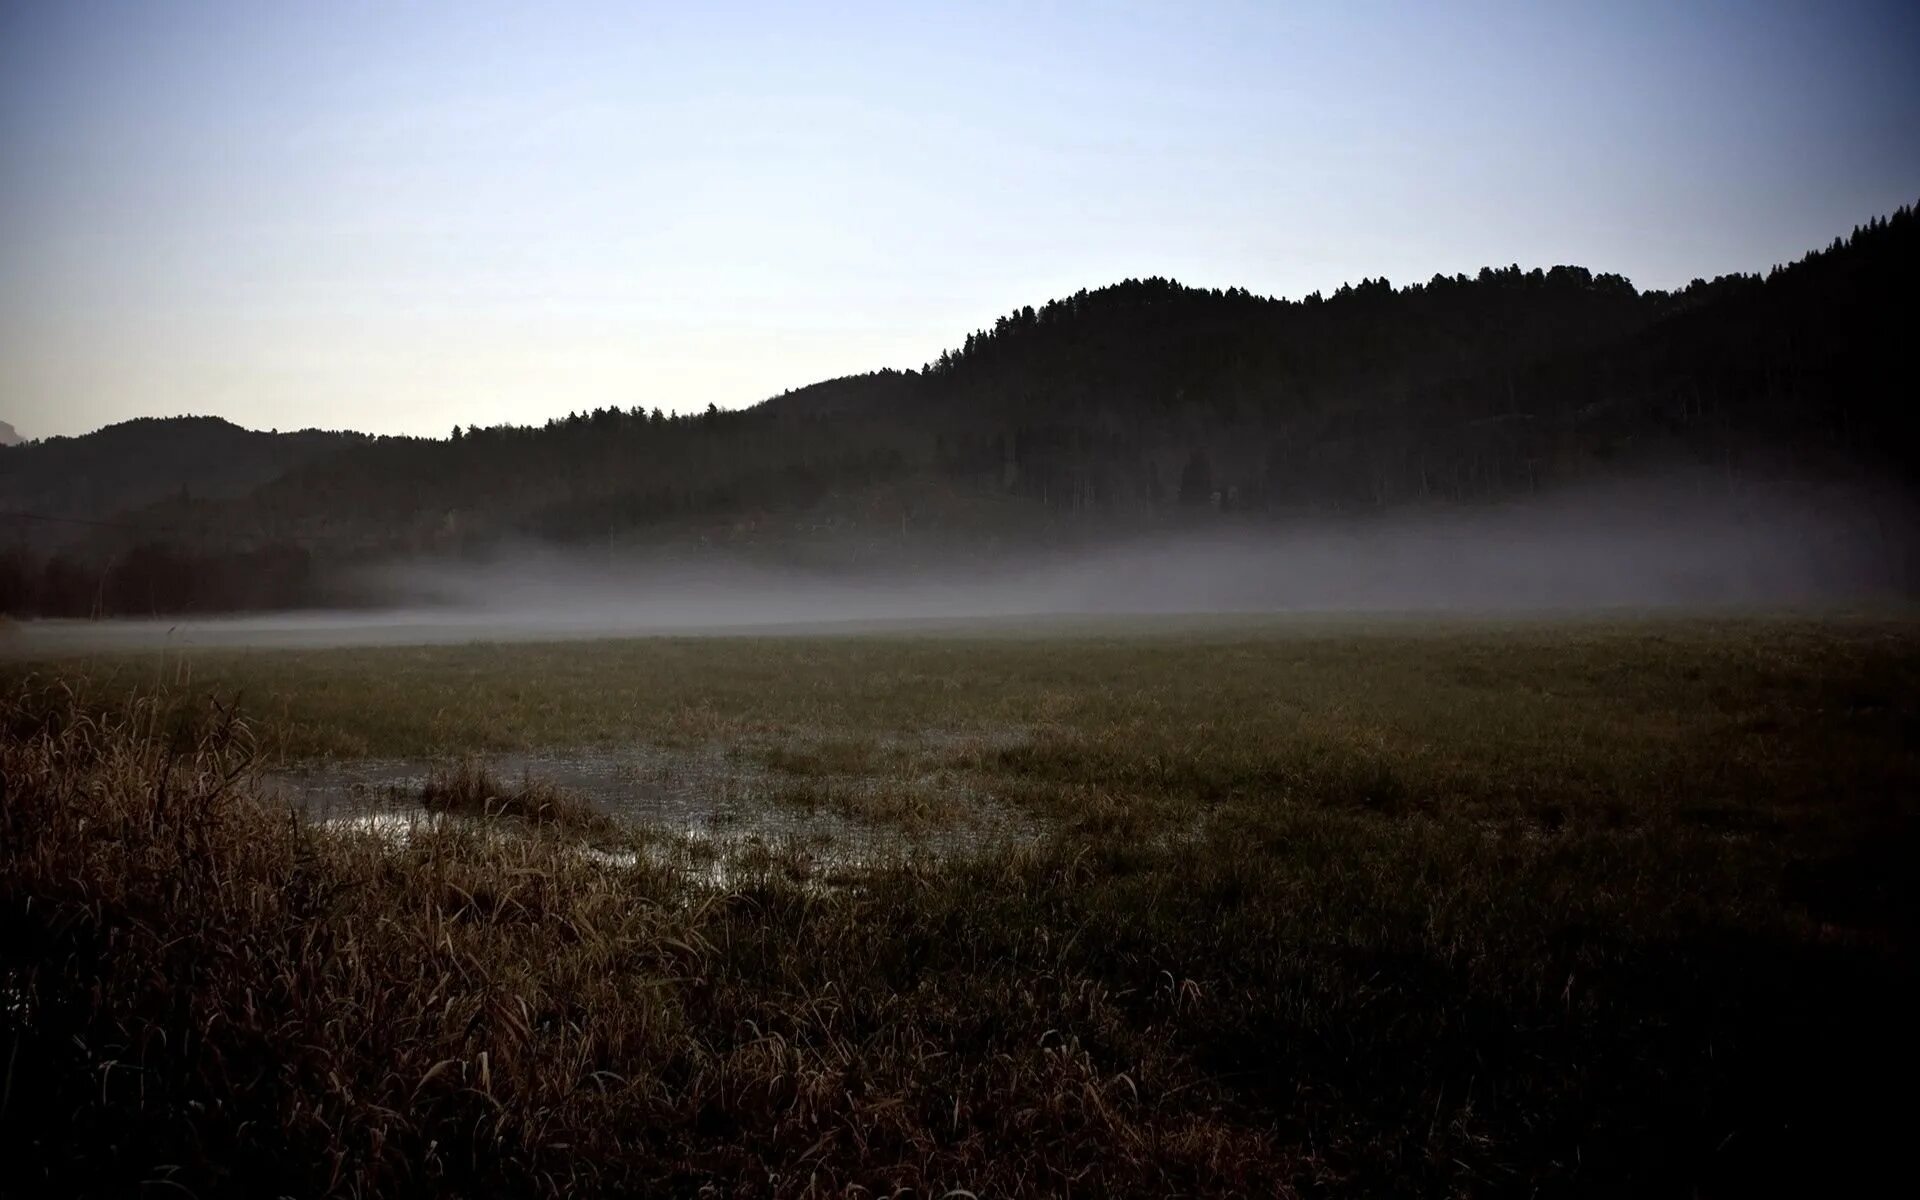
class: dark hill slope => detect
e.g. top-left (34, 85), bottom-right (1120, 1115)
top-left (204, 260), bottom-right (1677, 551)
top-left (0, 416), bottom-right (361, 548)
top-left (755, 370), bottom-right (919, 420)
top-left (2, 202), bottom-right (1914, 615)
top-left (913, 204), bottom-right (1917, 513)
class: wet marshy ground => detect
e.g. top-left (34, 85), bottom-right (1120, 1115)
top-left (9, 618), bottom-right (1918, 1192)
top-left (264, 729), bottom-right (1039, 883)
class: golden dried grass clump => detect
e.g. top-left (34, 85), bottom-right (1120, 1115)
top-left (0, 682), bottom-right (1273, 1197)
top-left (0, 683), bottom-right (701, 1194)
top-left (420, 757), bottom-right (621, 838)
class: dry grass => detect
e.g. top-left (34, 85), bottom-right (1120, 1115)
top-left (420, 758), bottom-right (621, 839)
top-left (0, 683), bottom-right (1279, 1196)
top-left (4, 618), bottom-right (1919, 1196)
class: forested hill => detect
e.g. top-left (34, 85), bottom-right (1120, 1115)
top-left (0, 417), bottom-right (361, 542)
top-left (2, 202), bottom-right (1915, 615)
top-left (909, 204), bottom-right (1913, 509)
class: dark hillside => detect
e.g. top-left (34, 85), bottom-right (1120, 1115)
top-left (755, 369), bottom-right (919, 419)
top-left (915, 204), bottom-right (1917, 513)
top-left (0, 417), bottom-right (363, 614)
top-left (2, 203), bottom-right (1913, 616)
top-left (0, 416), bottom-right (360, 543)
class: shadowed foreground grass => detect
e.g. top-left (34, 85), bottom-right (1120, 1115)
top-left (3, 618), bottom-right (1918, 1195)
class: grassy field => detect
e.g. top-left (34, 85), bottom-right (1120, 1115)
top-left (4, 614), bottom-right (1917, 1195)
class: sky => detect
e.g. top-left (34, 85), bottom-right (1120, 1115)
top-left (1, 1), bottom-right (1916, 441)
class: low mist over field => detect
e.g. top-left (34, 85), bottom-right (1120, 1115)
top-left (13, 475), bottom-right (1910, 654)
top-left (313, 475), bottom-right (1920, 616)
top-left (7, 3), bottom-right (1919, 1193)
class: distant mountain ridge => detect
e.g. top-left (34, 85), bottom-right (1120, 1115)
top-left (2, 201), bottom-right (1915, 615)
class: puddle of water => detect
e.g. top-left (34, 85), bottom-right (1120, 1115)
top-left (273, 744), bottom-right (791, 835)
top-left (313, 802), bottom-right (964, 892)
top-left (270, 733), bottom-right (1038, 888)
top-left (315, 806), bottom-right (739, 887)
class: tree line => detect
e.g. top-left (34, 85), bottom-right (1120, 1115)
top-left (3, 202), bottom-right (1913, 616)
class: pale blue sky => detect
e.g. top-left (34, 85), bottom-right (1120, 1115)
top-left (2, 1), bottom-right (1916, 439)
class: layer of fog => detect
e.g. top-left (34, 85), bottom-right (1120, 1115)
top-left (11, 476), bottom-right (1915, 653)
